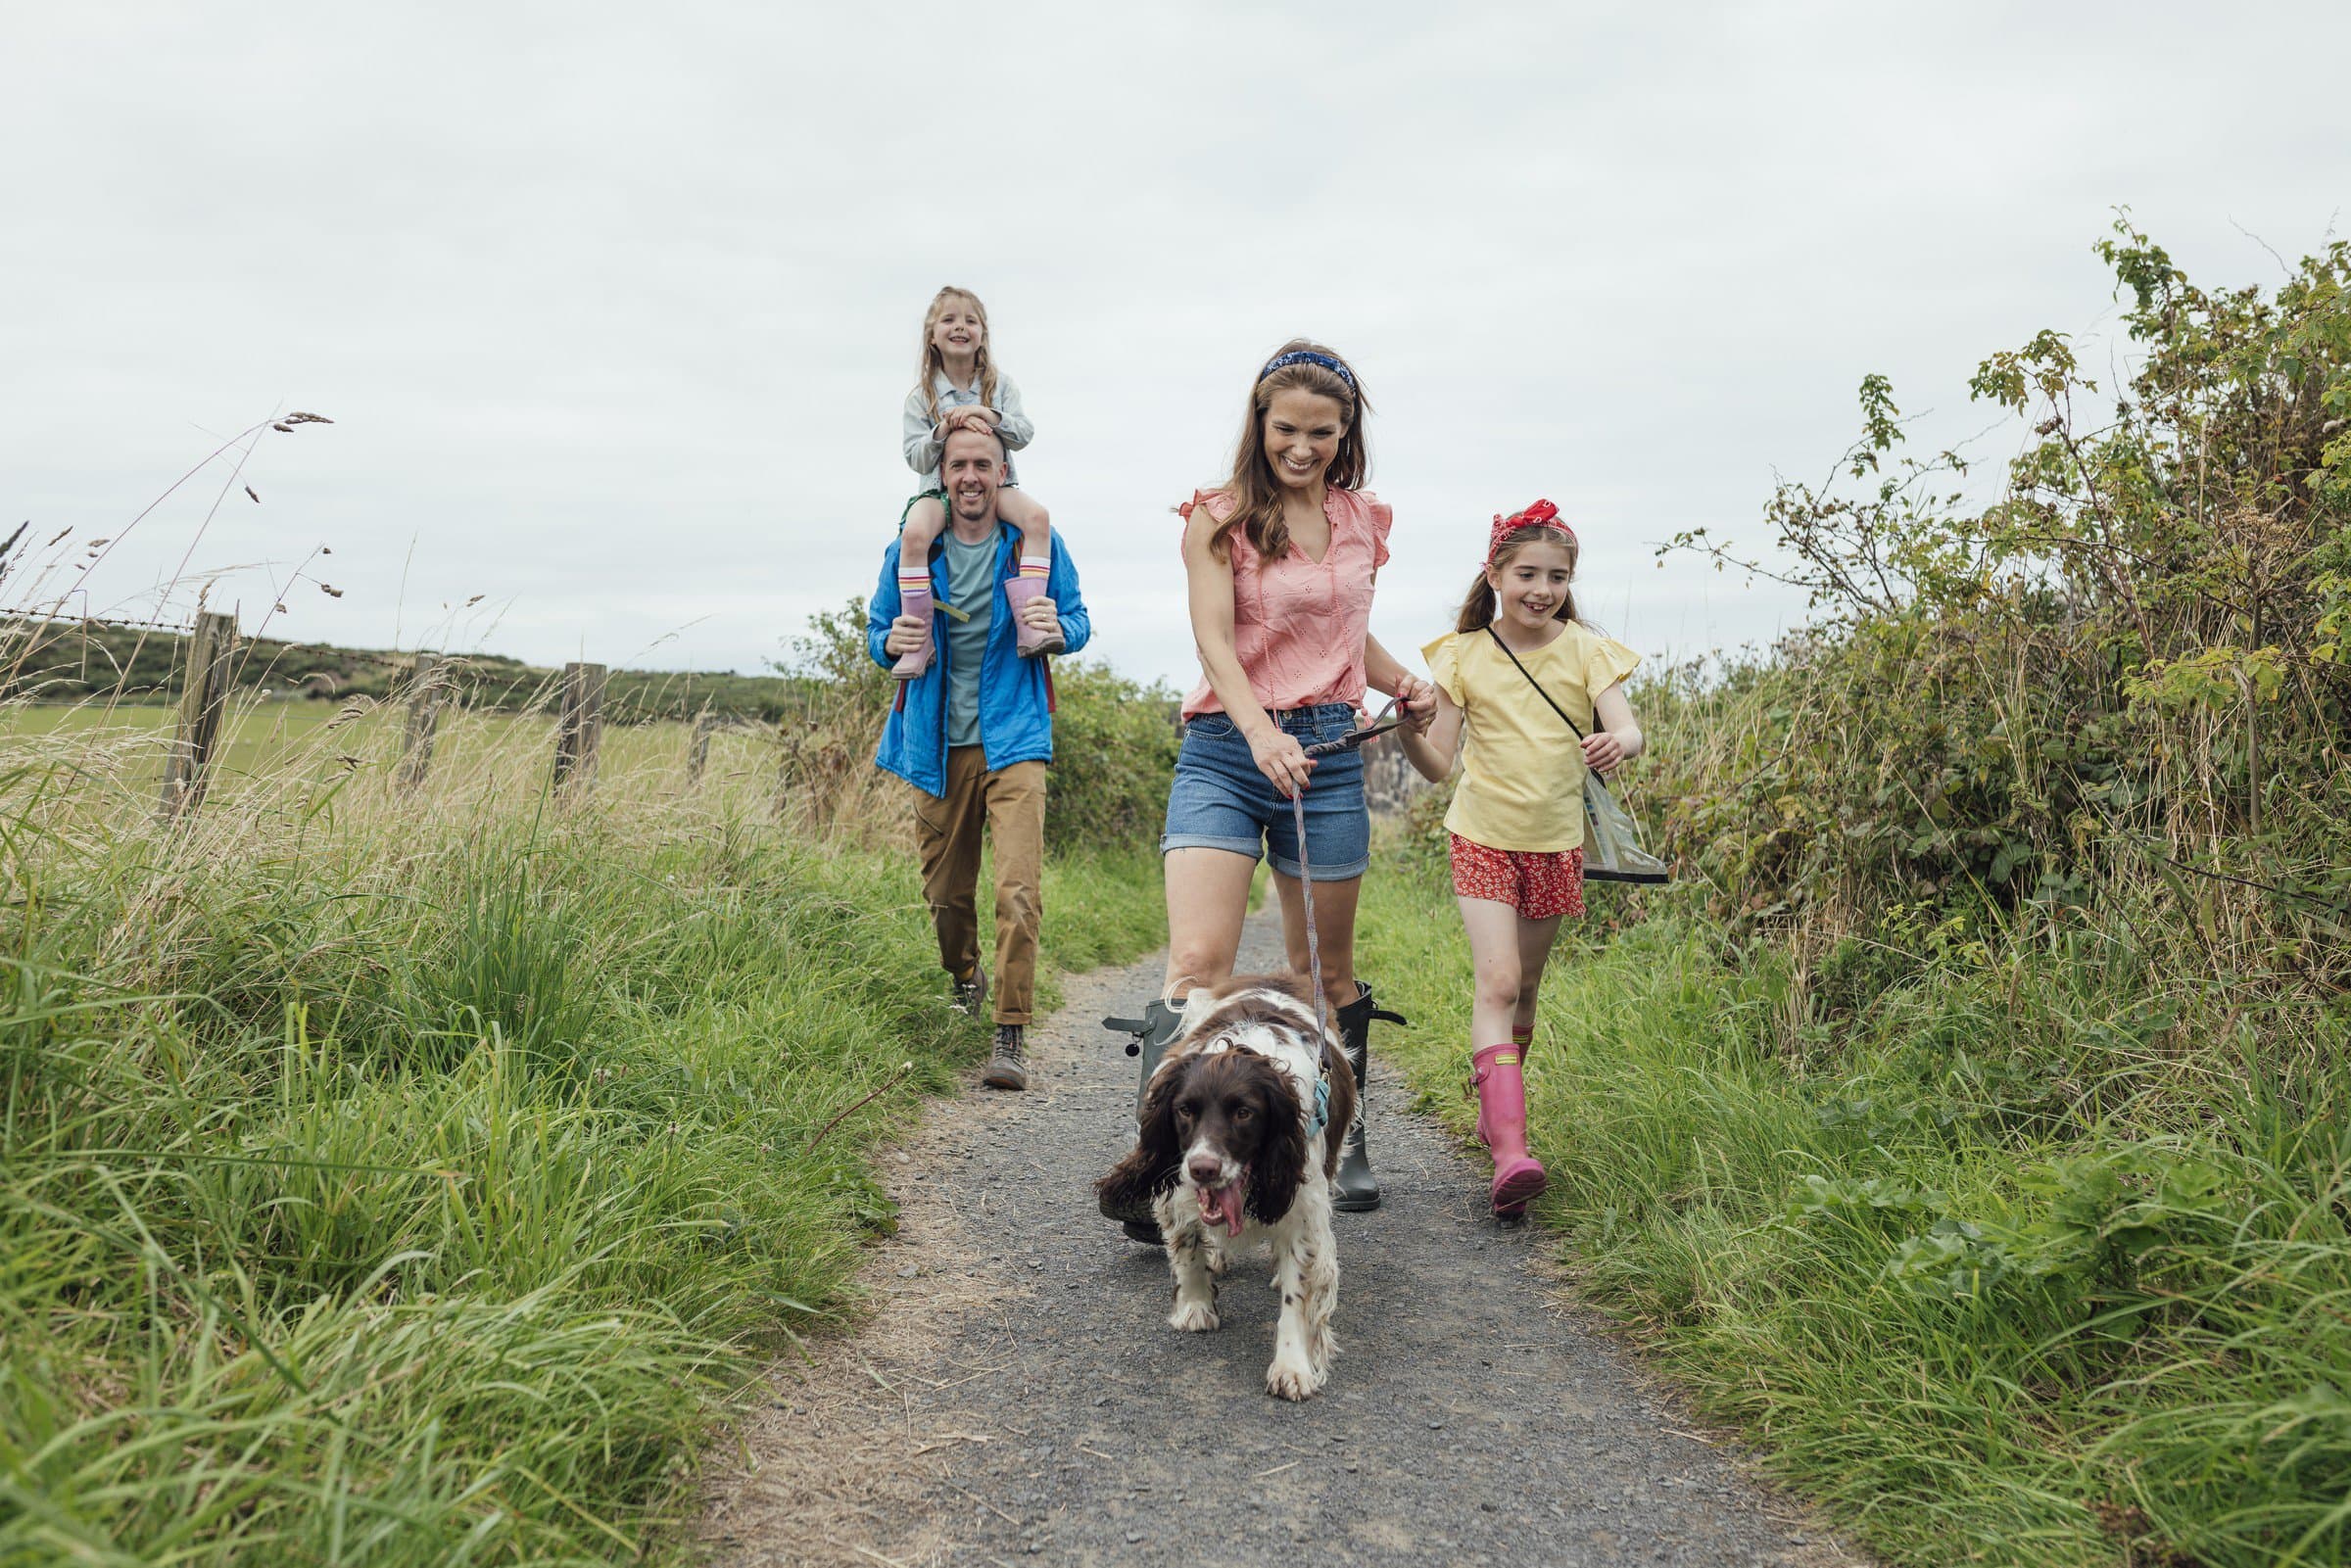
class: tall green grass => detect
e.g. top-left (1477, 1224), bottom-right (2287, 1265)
top-left (1, 680), bottom-right (1166, 1561)
top-left (1358, 849), bottom-right (2351, 1567)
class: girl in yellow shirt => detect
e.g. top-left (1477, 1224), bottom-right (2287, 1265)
top-left (1397, 500), bottom-right (1646, 1217)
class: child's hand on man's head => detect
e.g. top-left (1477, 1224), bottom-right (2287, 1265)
top-left (936, 407), bottom-right (999, 439)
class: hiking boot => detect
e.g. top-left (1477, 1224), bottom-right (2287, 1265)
top-left (949, 968), bottom-right (987, 1018)
top-left (1333, 983), bottom-right (1406, 1212)
top-left (983, 1025), bottom-right (1028, 1091)
top-left (1097, 998), bottom-right (1186, 1242)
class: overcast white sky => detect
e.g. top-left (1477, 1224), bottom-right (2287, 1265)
top-left (5, 2), bottom-right (2344, 689)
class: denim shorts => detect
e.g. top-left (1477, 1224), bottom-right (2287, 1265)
top-left (1160, 703), bottom-right (1370, 880)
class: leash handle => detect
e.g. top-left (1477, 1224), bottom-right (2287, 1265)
top-left (1300, 700), bottom-right (1403, 759)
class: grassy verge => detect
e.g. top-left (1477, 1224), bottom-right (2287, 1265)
top-left (1034, 843), bottom-right (1168, 985)
top-left (1356, 840), bottom-right (2351, 1568)
top-left (0, 731), bottom-right (1162, 1564)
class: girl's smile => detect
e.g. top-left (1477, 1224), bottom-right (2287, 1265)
top-left (1488, 538), bottom-right (1576, 643)
top-left (932, 304), bottom-right (984, 358)
top-left (1262, 388), bottom-right (1346, 492)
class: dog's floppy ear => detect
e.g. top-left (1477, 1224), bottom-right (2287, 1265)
top-left (1318, 1034), bottom-right (1357, 1183)
top-left (1244, 1058), bottom-right (1309, 1224)
top-left (1095, 1054), bottom-right (1190, 1213)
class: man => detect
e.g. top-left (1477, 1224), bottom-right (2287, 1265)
top-left (867, 411), bottom-right (1090, 1090)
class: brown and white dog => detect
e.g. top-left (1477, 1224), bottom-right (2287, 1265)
top-left (1095, 974), bottom-right (1358, 1401)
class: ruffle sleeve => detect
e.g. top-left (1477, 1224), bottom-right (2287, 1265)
top-left (1420, 631), bottom-right (1465, 707)
top-left (1176, 488), bottom-right (1236, 524)
top-left (1585, 630), bottom-right (1642, 696)
top-left (1359, 489), bottom-right (1393, 570)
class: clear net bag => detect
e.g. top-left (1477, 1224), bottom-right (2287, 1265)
top-left (1579, 773), bottom-right (1669, 884)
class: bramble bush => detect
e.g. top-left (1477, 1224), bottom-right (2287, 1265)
top-left (1644, 215), bottom-right (2348, 994)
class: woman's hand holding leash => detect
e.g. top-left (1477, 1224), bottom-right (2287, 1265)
top-left (1247, 724), bottom-right (1315, 799)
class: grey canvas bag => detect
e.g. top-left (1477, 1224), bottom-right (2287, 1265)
top-left (1480, 625), bottom-right (1670, 885)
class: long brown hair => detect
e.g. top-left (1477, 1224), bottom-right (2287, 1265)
top-left (1200, 339), bottom-right (1369, 561)
top-left (916, 286), bottom-right (999, 423)
top-left (1457, 527), bottom-right (1580, 633)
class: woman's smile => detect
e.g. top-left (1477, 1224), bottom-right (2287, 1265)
top-left (1261, 388), bottom-right (1345, 491)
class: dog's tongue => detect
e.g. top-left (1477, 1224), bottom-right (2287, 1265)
top-left (1204, 1178), bottom-right (1248, 1237)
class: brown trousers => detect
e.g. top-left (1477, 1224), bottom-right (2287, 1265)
top-left (913, 747), bottom-right (1045, 1026)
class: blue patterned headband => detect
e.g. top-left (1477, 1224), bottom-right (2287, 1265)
top-left (1258, 350), bottom-right (1355, 390)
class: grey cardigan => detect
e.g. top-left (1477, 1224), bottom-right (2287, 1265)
top-left (900, 369), bottom-right (1034, 488)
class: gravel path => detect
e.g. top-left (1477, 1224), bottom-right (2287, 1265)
top-left (702, 917), bottom-right (1867, 1567)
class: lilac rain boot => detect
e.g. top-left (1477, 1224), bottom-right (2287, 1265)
top-left (1471, 1044), bottom-right (1548, 1218)
top-left (1003, 577), bottom-right (1063, 658)
top-left (891, 580), bottom-right (936, 680)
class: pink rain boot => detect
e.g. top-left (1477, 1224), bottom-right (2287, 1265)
top-left (1003, 576), bottom-right (1064, 659)
top-left (891, 580), bottom-right (936, 680)
top-left (1472, 1027), bottom-right (1533, 1148)
top-left (1471, 1044), bottom-right (1548, 1217)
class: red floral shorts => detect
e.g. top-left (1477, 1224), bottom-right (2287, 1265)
top-left (1449, 833), bottom-right (1586, 921)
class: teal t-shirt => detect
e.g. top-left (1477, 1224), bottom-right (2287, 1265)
top-left (940, 531), bottom-right (996, 747)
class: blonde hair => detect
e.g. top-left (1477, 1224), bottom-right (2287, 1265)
top-left (917, 286), bottom-right (1000, 423)
top-left (1200, 339), bottom-right (1369, 563)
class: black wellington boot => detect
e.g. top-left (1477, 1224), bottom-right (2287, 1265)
top-left (1332, 982), bottom-right (1407, 1212)
top-left (1099, 999), bottom-right (1185, 1242)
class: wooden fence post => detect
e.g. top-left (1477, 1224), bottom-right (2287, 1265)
top-left (552, 661), bottom-right (605, 796)
top-left (686, 707), bottom-right (717, 787)
top-left (159, 610), bottom-right (237, 821)
top-left (397, 651), bottom-right (442, 790)
top-left (772, 720), bottom-right (792, 820)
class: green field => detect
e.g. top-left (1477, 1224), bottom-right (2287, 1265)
top-left (0, 663), bottom-right (1173, 1564)
top-left (2, 699), bottom-right (794, 819)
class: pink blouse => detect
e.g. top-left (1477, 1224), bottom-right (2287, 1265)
top-left (1177, 487), bottom-right (1394, 720)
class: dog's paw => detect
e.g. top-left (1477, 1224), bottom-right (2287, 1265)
top-left (1169, 1299), bottom-right (1221, 1333)
top-left (1265, 1357), bottom-right (1326, 1402)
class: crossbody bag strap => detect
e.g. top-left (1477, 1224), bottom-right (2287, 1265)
top-left (1481, 624), bottom-right (1586, 739)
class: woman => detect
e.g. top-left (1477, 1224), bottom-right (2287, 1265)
top-left (1102, 340), bottom-right (1434, 1239)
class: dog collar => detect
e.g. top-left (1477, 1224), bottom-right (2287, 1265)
top-left (1306, 1074), bottom-right (1332, 1141)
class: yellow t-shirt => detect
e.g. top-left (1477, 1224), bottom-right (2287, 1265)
top-left (1423, 623), bottom-right (1642, 852)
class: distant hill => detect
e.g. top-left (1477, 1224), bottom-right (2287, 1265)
top-left (0, 618), bottom-right (807, 723)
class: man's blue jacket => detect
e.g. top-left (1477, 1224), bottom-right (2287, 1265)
top-left (866, 519), bottom-right (1090, 798)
